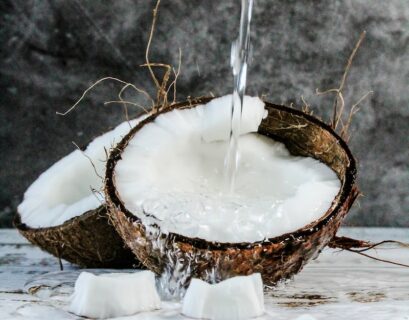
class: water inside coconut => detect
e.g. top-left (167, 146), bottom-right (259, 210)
top-left (118, 111), bottom-right (340, 243)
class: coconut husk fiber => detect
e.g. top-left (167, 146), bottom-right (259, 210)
top-left (105, 97), bottom-right (359, 286)
top-left (14, 206), bottom-right (140, 268)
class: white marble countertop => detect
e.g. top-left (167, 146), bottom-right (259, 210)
top-left (1, 227), bottom-right (408, 320)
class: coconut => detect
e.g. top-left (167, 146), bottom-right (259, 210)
top-left (182, 273), bottom-right (264, 320)
top-left (15, 118), bottom-right (147, 268)
top-left (105, 96), bottom-right (358, 285)
top-left (69, 271), bottom-right (161, 318)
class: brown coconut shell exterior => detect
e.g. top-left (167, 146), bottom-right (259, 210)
top-left (105, 97), bottom-right (359, 285)
top-left (14, 206), bottom-right (140, 268)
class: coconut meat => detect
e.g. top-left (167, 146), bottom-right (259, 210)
top-left (182, 273), bottom-right (264, 320)
top-left (115, 95), bottom-right (341, 243)
top-left (69, 271), bottom-right (161, 319)
top-left (18, 119), bottom-right (142, 228)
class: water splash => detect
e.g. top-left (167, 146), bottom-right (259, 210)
top-left (142, 221), bottom-right (227, 300)
top-left (151, 0), bottom-right (256, 299)
top-left (224, 0), bottom-right (254, 193)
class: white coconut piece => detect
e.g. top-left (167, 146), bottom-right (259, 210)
top-left (69, 271), bottom-right (161, 319)
top-left (115, 95), bottom-right (341, 243)
top-left (18, 117), bottom-right (145, 228)
top-left (182, 273), bottom-right (264, 320)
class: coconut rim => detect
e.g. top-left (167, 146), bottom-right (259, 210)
top-left (105, 96), bottom-right (358, 250)
top-left (14, 205), bottom-right (108, 233)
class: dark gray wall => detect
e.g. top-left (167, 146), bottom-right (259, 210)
top-left (1, 0), bottom-right (408, 227)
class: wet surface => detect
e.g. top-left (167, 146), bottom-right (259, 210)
top-left (1, 228), bottom-right (409, 319)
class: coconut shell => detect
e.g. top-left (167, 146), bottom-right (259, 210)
top-left (105, 97), bottom-right (359, 285)
top-left (14, 206), bottom-right (140, 268)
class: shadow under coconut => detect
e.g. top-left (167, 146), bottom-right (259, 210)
top-left (105, 97), bottom-right (359, 288)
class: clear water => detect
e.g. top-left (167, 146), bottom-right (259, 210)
top-left (224, 0), bottom-right (254, 193)
top-left (128, 133), bottom-right (340, 243)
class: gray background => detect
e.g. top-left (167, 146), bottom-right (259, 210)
top-left (1, 0), bottom-right (408, 227)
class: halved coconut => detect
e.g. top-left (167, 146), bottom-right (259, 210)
top-left (15, 118), bottom-right (147, 268)
top-left (105, 96), bottom-right (358, 285)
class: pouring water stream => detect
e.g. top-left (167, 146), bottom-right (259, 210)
top-left (224, 0), bottom-right (254, 193)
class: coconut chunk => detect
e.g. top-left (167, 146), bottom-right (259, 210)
top-left (69, 271), bottom-right (161, 319)
top-left (182, 273), bottom-right (264, 320)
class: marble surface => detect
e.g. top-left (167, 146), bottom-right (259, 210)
top-left (1, 227), bottom-right (409, 319)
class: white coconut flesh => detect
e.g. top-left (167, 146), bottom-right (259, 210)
top-left (69, 271), bottom-right (161, 319)
top-left (18, 118), bottom-right (144, 228)
top-left (182, 273), bottom-right (264, 320)
top-left (115, 95), bottom-right (341, 243)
